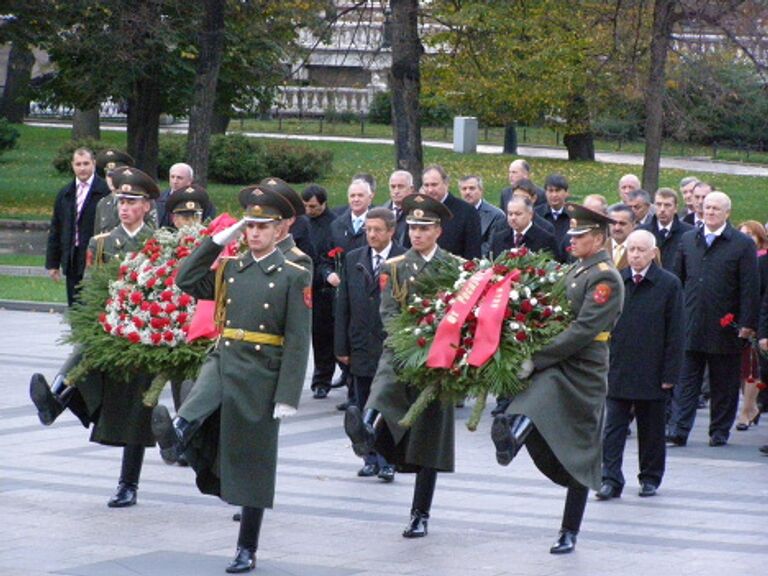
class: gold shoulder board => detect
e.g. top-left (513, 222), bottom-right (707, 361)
top-left (285, 260), bottom-right (309, 272)
top-left (386, 254), bottom-right (406, 264)
top-left (598, 262), bottom-right (610, 271)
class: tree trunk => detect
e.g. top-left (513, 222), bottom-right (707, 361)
top-left (72, 107), bottom-right (101, 140)
top-left (503, 124), bottom-right (518, 155)
top-left (642, 0), bottom-right (676, 194)
top-left (211, 111), bottom-right (230, 134)
top-left (564, 133), bottom-right (595, 161)
top-left (185, 0), bottom-right (226, 187)
top-left (389, 0), bottom-right (423, 186)
top-left (127, 76), bottom-right (162, 179)
top-left (0, 42), bottom-right (34, 123)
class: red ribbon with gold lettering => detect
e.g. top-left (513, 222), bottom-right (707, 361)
top-left (467, 270), bottom-right (521, 367)
top-left (426, 268), bottom-right (495, 368)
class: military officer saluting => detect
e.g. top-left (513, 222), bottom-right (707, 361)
top-left (344, 193), bottom-right (458, 539)
top-left (152, 186), bottom-right (312, 574)
top-left (491, 202), bottom-right (624, 554)
top-left (30, 167), bottom-right (161, 508)
top-left (93, 148), bottom-right (157, 233)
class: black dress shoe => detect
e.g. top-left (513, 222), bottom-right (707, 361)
top-left (402, 510), bottom-right (428, 538)
top-left (759, 444), bottom-right (768, 455)
top-left (665, 434), bottom-right (687, 447)
top-left (151, 404), bottom-right (182, 464)
top-left (344, 405), bottom-right (375, 457)
top-left (549, 529), bottom-right (577, 554)
top-left (491, 397), bottom-right (511, 416)
top-left (225, 547), bottom-right (255, 573)
top-left (595, 482), bottom-right (621, 500)
top-left (30, 373), bottom-right (64, 426)
top-left (312, 387), bottom-right (329, 399)
top-left (491, 414), bottom-right (532, 466)
top-left (708, 436), bottom-right (727, 447)
top-left (639, 482), bottom-right (657, 497)
top-left (232, 512), bottom-right (241, 522)
top-left (357, 463), bottom-right (379, 477)
top-left (107, 483), bottom-right (137, 508)
top-left (378, 464), bottom-right (395, 483)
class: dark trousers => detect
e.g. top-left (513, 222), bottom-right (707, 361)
top-left (310, 288), bottom-right (335, 390)
top-left (355, 375), bottom-right (388, 467)
top-left (65, 261), bottom-right (84, 306)
top-left (119, 444), bottom-right (145, 487)
top-left (602, 397), bottom-right (666, 489)
top-left (237, 507), bottom-right (264, 552)
top-left (669, 351), bottom-right (741, 441)
top-left (411, 467), bottom-right (437, 515)
top-left (562, 484), bottom-right (589, 532)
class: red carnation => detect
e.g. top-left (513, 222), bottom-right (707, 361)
top-left (408, 306), bottom-right (419, 315)
top-left (417, 336), bottom-right (427, 347)
top-left (516, 313), bottom-right (527, 322)
top-left (156, 267), bottom-right (167, 277)
top-left (520, 299), bottom-right (533, 314)
top-left (98, 312), bottom-right (106, 323)
top-left (103, 322), bottom-right (112, 333)
top-left (463, 261), bottom-right (477, 272)
top-left (179, 294), bottom-right (193, 307)
top-left (542, 307), bottom-right (553, 319)
top-left (132, 317), bottom-right (145, 329)
top-left (130, 291), bottom-right (143, 305)
top-left (493, 264), bottom-right (510, 276)
top-left (127, 332), bottom-right (141, 344)
top-left (163, 331), bottom-right (174, 342)
top-left (165, 302), bottom-right (177, 314)
top-left (149, 302), bottom-right (163, 315)
top-left (150, 333), bottom-right (162, 345)
top-left (504, 307), bottom-right (513, 319)
top-left (327, 246), bottom-right (345, 258)
top-left (176, 313), bottom-right (188, 325)
top-left (720, 313), bottom-right (735, 328)
top-left (455, 347), bottom-right (467, 359)
top-left (537, 269), bottom-right (546, 277)
top-left (166, 259), bottom-right (178, 268)
top-left (515, 331), bottom-right (528, 342)
top-left (150, 317), bottom-right (166, 330)
top-left (164, 277), bottom-right (175, 287)
top-left (129, 271), bottom-right (139, 282)
top-left (159, 290), bottom-right (174, 302)
top-left (140, 301), bottom-right (151, 311)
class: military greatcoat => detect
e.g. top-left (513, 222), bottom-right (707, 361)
top-left (277, 234), bottom-right (314, 277)
top-left (79, 224), bottom-right (156, 446)
top-left (175, 237), bottom-right (311, 508)
top-left (508, 250), bottom-right (623, 490)
top-left (367, 247), bottom-right (458, 473)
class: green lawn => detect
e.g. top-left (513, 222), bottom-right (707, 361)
top-left (0, 275), bottom-right (67, 303)
top-left (0, 254), bottom-right (45, 266)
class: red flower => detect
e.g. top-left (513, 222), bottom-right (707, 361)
top-left (455, 347), bottom-right (467, 359)
top-left (463, 261), bottom-right (477, 272)
top-left (520, 299), bottom-right (533, 314)
top-left (165, 303), bottom-right (177, 314)
top-left (422, 299), bottom-right (432, 308)
top-left (493, 264), bottom-right (510, 276)
top-left (159, 290), bottom-right (174, 302)
top-left (515, 313), bottom-right (527, 322)
top-left (103, 322), bottom-right (112, 333)
top-left (150, 333), bottom-right (162, 345)
top-left (166, 258), bottom-right (178, 268)
top-left (156, 267), bottom-right (167, 277)
top-left (129, 291), bottom-right (143, 305)
top-left (98, 312), bottom-right (106, 323)
top-left (176, 313), bottom-right (188, 325)
top-left (163, 331), bottom-right (174, 342)
top-left (408, 306), bottom-right (419, 315)
top-left (149, 302), bottom-right (163, 316)
top-left (541, 307), bottom-right (553, 319)
top-left (164, 277), bottom-right (175, 287)
top-left (537, 269), bottom-right (546, 277)
top-left (127, 332), bottom-right (141, 344)
top-left (132, 317), bottom-right (145, 329)
top-left (419, 313), bottom-right (436, 326)
top-left (140, 301), bottom-right (151, 311)
top-left (150, 317), bottom-right (166, 330)
top-left (129, 271), bottom-right (139, 282)
top-left (327, 246), bottom-right (345, 258)
top-left (179, 294), bottom-right (193, 307)
top-left (720, 313), bottom-right (735, 328)
top-left (515, 331), bottom-right (528, 342)
top-left (417, 336), bottom-right (427, 347)
top-left (504, 307), bottom-right (513, 319)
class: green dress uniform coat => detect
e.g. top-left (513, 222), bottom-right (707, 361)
top-left (80, 224), bottom-right (156, 446)
top-left (508, 250), bottom-right (624, 490)
top-left (175, 237), bottom-right (312, 508)
top-left (94, 193), bottom-right (157, 234)
top-left (367, 247), bottom-right (458, 473)
top-left (277, 234), bottom-right (313, 277)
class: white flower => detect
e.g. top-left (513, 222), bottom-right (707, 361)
top-left (529, 298), bottom-right (538, 307)
top-left (508, 321), bottom-right (520, 331)
top-left (523, 286), bottom-right (531, 298)
top-left (554, 306), bottom-right (562, 313)
top-left (510, 289), bottom-right (520, 302)
top-left (414, 328), bottom-right (422, 336)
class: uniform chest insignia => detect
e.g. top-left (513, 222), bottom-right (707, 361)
top-left (593, 283), bottom-right (612, 305)
top-left (303, 286), bottom-right (313, 308)
top-left (267, 264), bottom-right (275, 272)
top-left (379, 272), bottom-right (389, 291)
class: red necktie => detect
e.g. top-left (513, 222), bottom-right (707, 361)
top-left (633, 274), bottom-right (643, 285)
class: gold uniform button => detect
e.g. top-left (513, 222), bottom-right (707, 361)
top-left (259, 324), bottom-right (265, 330)
top-left (224, 341), bottom-right (230, 347)
top-left (571, 283), bottom-right (577, 288)
top-left (269, 282), bottom-right (275, 288)
top-left (226, 320), bottom-right (231, 326)
top-left (254, 344), bottom-right (261, 351)
top-left (226, 298), bottom-right (232, 304)
top-left (263, 303), bottom-right (270, 309)
top-left (409, 276), bottom-right (415, 282)
top-left (228, 277), bottom-right (234, 284)
top-left (277, 267), bottom-right (283, 272)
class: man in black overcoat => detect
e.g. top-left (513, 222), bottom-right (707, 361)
top-left (668, 192), bottom-right (760, 447)
top-left (45, 148), bottom-right (111, 305)
top-left (597, 230), bottom-right (684, 500)
top-left (335, 208), bottom-right (405, 481)
top-left (490, 197), bottom-right (559, 260)
top-left (639, 187), bottom-right (692, 270)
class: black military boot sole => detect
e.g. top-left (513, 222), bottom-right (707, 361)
top-left (344, 405), bottom-right (375, 457)
top-left (491, 414), bottom-right (520, 466)
top-left (29, 373), bottom-right (62, 426)
top-left (151, 404), bottom-right (180, 464)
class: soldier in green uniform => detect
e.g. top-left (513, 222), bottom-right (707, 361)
top-left (164, 184), bottom-right (212, 230)
top-left (151, 187), bottom-right (312, 574)
top-left (491, 202), bottom-right (624, 554)
top-left (344, 193), bottom-right (458, 539)
top-left (93, 148), bottom-right (158, 233)
top-left (29, 168), bottom-right (161, 508)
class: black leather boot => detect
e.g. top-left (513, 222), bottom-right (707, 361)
top-left (108, 445), bottom-right (144, 508)
top-left (151, 405), bottom-right (194, 464)
top-left (345, 406), bottom-right (378, 457)
top-left (491, 413), bottom-right (533, 466)
top-left (550, 529), bottom-right (578, 554)
top-left (226, 548), bottom-right (255, 573)
top-left (30, 373), bottom-right (71, 425)
top-left (402, 509), bottom-right (429, 538)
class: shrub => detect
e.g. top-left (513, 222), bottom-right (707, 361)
top-left (368, 91), bottom-right (392, 125)
top-left (325, 109), bottom-right (359, 124)
top-left (207, 133), bottom-right (269, 184)
top-left (264, 142), bottom-right (333, 182)
top-left (0, 119), bottom-right (20, 155)
top-left (157, 136), bottom-right (188, 179)
top-left (52, 138), bottom-right (110, 174)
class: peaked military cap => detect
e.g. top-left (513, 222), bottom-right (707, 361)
top-left (111, 167), bottom-right (160, 200)
top-left (403, 193), bottom-right (453, 225)
top-left (95, 148), bottom-right (134, 175)
top-left (258, 177), bottom-right (305, 216)
top-left (239, 185), bottom-right (295, 223)
top-left (166, 184), bottom-right (210, 215)
top-left (565, 202), bottom-right (616, 235)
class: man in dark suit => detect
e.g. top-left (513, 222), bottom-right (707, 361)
top-left (46, 148), bottom-right (111, 306)
top-left (499, 159), bottom-right (546, 209)
top-left (420, 165), bottom-right (482, 260)
top-left (597, 230), bottom-right (684, 501)
top-left (302, 184), bottom-right (338, 399)
top-left (335, 207), bottom-right (406, 482)
top-left (383, 170), bottom-right (414, 247)
top-left (606, 205), bottom-right (635, 271)
top-left (156, 163), bottom-right (217, 228)
top-left (458, 175), bottom-right (507, 257)
top-left (678, 176), bottom-right (699, 219)
top-left (507, 179), bottom-right (556, 236)
top-left (668, 191), bottom-right (760, 447)
top-left (627, 189), bottom-right (654, 227)
top-left (639, 187), bottom-right (692, 270)
top-left (682, 181), bottom-right (711, 228)
top-left (490, 197), bottom-right (559, 259)
top-left (536, 173), bottom-right (572, 253)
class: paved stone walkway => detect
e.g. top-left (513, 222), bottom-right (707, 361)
top-left (1, 309), bottom-right (766, 576)
top-left (27, 121), bottom-right (768, 177)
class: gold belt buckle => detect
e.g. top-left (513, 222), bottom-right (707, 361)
top-left (233, 329), bottom-right (245, 341)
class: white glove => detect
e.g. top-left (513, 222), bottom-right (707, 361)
top-left (517, 358), bottom-right (534, 380)
top-left (212, 218), bottom-right (247, 246)
top-left (273, 403), bottom-right (297, 420)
